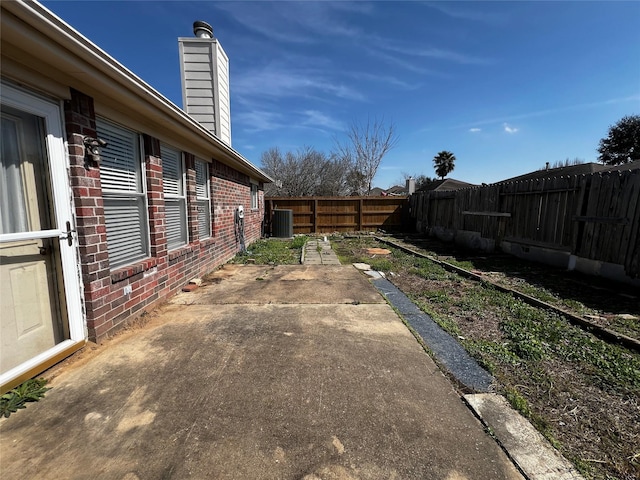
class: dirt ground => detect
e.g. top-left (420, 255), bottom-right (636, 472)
top-left (391, 235), bottom-right (640, 341)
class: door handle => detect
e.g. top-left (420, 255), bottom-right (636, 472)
top-left (60, 221), bottom-right (76, 246)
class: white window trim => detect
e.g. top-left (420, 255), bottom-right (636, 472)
top-left (161, 145), bottom-right (188, 250)
top-left (195, 159), bottom-right (211, 240)
top-left (251, 181), bottom-right (259, 211)
top-left (96, 117), bottom-right (150, 269)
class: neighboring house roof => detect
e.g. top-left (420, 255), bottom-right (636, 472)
top-left (385, 185), bottom-right (409, 195)
top-left (1, 0), bottom-right (272, 183)
top-left (494, 162), bottom-right (608, 184)
top-left (418, 178), bottom-right (476, 192)
top-left (601, 160), bottom-right (640, 173)
top-left (368, 185), bottom-right (409, 196)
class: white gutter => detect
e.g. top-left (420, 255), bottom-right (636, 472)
top-left (2, 0), bottom-right (273, 183)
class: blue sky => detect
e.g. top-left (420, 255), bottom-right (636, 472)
top-left (43, 1), bottom-right (639, 188)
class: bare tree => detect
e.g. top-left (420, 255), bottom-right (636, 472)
top-left (331, 145), bottom-right (367, 195)
top-left (261, 147), bottom-right (285, 196)
top-left (335, 117), bottom-right (398, 195)
top-left (261, 122), bottom-right (397, 197)
top-left (316, 154), bottom-right (353, 196)
top-left (538, 157), bottom-right (585, 170)
top-left (261, 146), bottom-right (331, 196)
top-left (286, 146), bottom-right (324, 196)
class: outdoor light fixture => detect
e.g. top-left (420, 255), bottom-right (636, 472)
top-left (83, 135), bottom-right (107, 165)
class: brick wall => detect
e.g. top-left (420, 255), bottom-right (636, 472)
top-left (65, 89), bottom-right (264, 342)
top-left (211, 159), bottom-right (264, 263)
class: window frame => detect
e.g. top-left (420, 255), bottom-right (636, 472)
top-left (160, 144), bottom-right (188, 250)
top-left (195, 159), bottom-right (211, 240)
top-left (96, 117), bottom-right (150, 269)
top-left (250, 181), bottom-right (259, 210)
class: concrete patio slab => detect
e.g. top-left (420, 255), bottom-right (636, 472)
top-left (174, 264), bottom-right (383, 306)
top-left (0, 265), bottom-right (523, 480)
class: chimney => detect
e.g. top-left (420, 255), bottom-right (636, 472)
top-left (179, 21), bottom-right (232, 146)
top-left (406, 177), bottom-right (415, 195)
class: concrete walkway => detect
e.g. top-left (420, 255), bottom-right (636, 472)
top-left (302, 238), bottom-right (341, 265)
top-left (0, 264), bottom-right (522, 480)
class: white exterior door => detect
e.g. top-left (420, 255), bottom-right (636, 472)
top-left (0, 83), bottom-right (85, 389)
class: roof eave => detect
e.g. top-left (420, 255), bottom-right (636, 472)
top-left (2, 0), bottom-right (273, 183)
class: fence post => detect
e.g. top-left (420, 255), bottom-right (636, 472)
top-left (495, 184), bottom-right (505, 247)
top-left (313, 198), bottom-right (318, 234)
top-left (359, 198), bottom-right (364, 232)
top-left (571, 175), bottom-right (590, 256)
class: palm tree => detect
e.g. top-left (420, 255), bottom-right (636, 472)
top-left (433, 151), bottom-right (456, 179)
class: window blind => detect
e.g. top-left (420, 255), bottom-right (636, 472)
top-left (195, 160), bottom-right (211, 239)
top-left (98, 120), bottom-right (140, 192)
top-left (97, 118), bottom-right (149, 269)
top-left (160, 144), bottom-right (187, 249)
top-left (195, 161), bottom-right (209, 198)
top-left (160, 145), bottom-right (182, 196)
top-left (102, 196), bottom-right (148, 267)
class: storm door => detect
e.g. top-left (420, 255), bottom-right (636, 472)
top-left (0, 83), bottom-right (84, 390)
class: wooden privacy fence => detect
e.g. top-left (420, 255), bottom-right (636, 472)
top-left (265, 197), bottom-right (408, 234)
top-left (409, 169), bottom-right (640, 279)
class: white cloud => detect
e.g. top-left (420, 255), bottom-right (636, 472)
top-left (345, 71), bottom-right (421, 90)
top-left (463, 94), bottom-right (640, 129)
top-left (369, 49), bottom-right (448, 76)
top-left (235, 110), bottom-right (285, 133)
top-left (235, 108), bottom-right (345, 134)
top-left (425, 2), bottom-right (509, 25)
top-left (301, 110), bottom-right (344, 131)
top-left (503, 123), bottom-right (518, 134)
top-left (469, 128), bottom-right (481, 132)
top-left (213, 2), bottom-right (365, 44)
top-left (377, 40), bottom-right (494, 66)
top-left (235, 64), bottom-right (366, 102)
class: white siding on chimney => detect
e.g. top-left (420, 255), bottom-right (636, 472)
top-left (179, 36), bottom-right (231, 146)
top-left (215, 43), bottom-right (231, 145)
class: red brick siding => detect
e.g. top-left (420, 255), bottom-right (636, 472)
top-left (211, 159), bottom-right (264, 263)
top-left (184, 153), bottom-right (200, 242)
top-left (65, 89), bottom-right (264, 342)
top-left (143, 135), bottom-right (167, 261)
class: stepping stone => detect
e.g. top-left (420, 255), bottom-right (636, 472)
top-left (353, 263), bottom-right (371, 270)
top-left (366, 248), bottom-right (391, 255)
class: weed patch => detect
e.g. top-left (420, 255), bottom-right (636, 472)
top-left (230, 237), bottom-right (307, 265)
top-left (1, 379), bottom-right (50, 418)
top-left (333, 236), bottom-right (640, 479)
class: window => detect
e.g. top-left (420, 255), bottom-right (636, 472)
top-left (251, 182), bottom-right (259, 210)
top-left (97, 118), bottom-right (149, 269)
top-left (195, 160), bottom-right (211, 239)
top-left (160, 144), bottom-right (187, 250)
